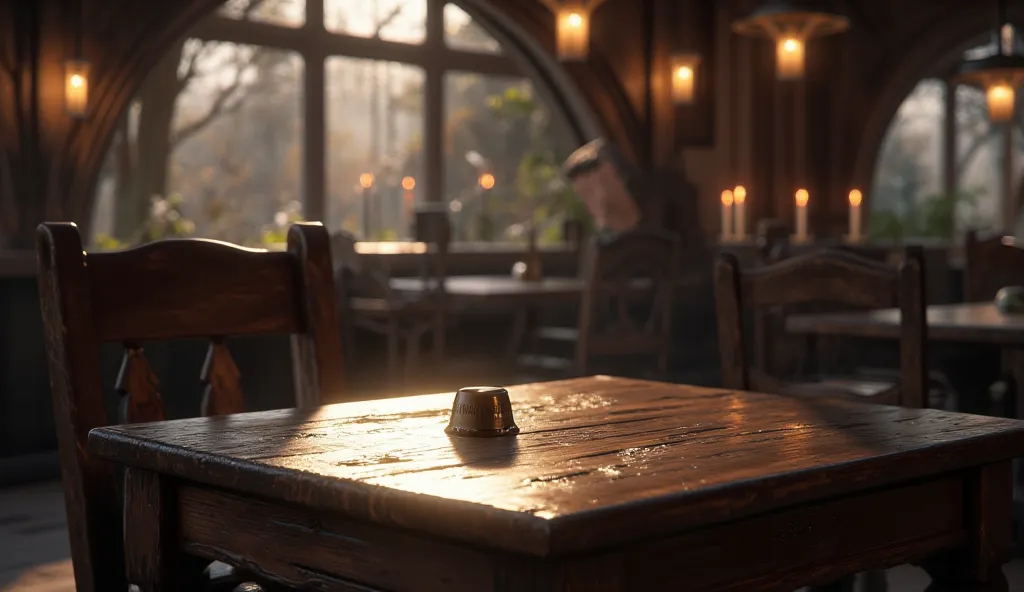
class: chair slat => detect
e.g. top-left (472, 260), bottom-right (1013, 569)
top-left (116, 346), bottom-right (166, 424)
top-left (200, 340), bottom-right (245, 417)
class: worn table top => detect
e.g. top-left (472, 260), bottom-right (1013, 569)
top-left (786, 302), bottom-right (1024, 345)
top-left (89, 376), bottom-right (1024, 557)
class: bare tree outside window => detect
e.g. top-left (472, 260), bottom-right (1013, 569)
top-left (90, 0), bottom-right (584, 249)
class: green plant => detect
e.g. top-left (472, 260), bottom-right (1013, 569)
top-left (260, 200), bottom-right (304, 247)
top-left (137, 193), bottom-right (196, 243)
top-left (868, 188), bottom-right (981, 240)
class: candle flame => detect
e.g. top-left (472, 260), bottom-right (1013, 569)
top-left (359, 173), bottom-right (375, 188)
top-left (848, 189), bottom-right (862, 207)
top-left (733, 185), bottom-right (746, 204)
top-left (782, 38), bottom-right (801, 53)
top-left (675, 65), bottom-right (693, 80)
top-left (721, 190), bottom-right (734, 206)
top-left (795, 189), bottom-right (809, 207)
top-left (401, 176), bottom-right (416, 191)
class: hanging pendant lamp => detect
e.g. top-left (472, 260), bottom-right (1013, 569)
top-left (539, 0), bottom-right (609, 62)
top-left (954, 0), bottom-right (1024, 124)
top-left (732, 1), bottom-right (850, 81)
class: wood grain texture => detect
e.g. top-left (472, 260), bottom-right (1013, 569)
top-left (786, 303), bottom-right (1024, 346)
top-left (35, 221), bottom-right (346, 592)
top-left (90, 376), bottom-right (1024, 559)
top-left (173, 474), bottom-right (965, 592)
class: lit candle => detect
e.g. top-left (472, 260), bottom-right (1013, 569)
top-left (794, 188), bottom-right (809, 242)
top-left (720, 190), bottom-right (734, 241)
top-left (776, 37), bottom-right (805, 81)
top-left (848, 189), bottom-right (862, 243)
top-left (733, 185), bottom-right (747, 240)
top-left (359, 172), bottom-right (375, 238)
top-left (401, 176), bottom-right (416, 238)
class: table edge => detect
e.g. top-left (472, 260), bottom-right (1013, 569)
top-left (89, 418), bottom-right (1024, 557)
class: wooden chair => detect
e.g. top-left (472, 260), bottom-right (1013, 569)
top-left (518, 229), bottom-right (681, 378)
top-left (962, 230), bottom-right (1024, 416)
top-left (714, 247), bottom-right (928, 409)
top-left (37, 221), bottom-right (345, 592)
top-left (964, 230), bottom-right (1024, 301)
top-left (332, 232), bottom-right (447, 382)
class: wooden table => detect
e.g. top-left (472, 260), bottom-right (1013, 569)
top-left (786, 302), bottom-right (1024, 346)
top-left (389, 275), bottom-right (592, 308)
top-left (91, 376), bottom-right (1024, 591)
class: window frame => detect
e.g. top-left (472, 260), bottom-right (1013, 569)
top-left (188, 0), bottom-right (541, 225)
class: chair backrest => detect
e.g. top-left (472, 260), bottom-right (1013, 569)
top-left (964, 230), bottom-right (1024, 302)
top-left (576, 230), bottom-right (682, 376)
top-left (36, 221), bottom-right (345, 592)
top-left (714, 247), bottom-right (927, 408)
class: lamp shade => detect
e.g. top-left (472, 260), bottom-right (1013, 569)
top-left (670, 53), bottom-right (701, 104)
top-left (541, 0), bottom-right (609, 61)
top-left (732, 2), bottom-right (850, 81)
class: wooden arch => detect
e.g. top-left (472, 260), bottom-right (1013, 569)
top-left (849, 2), bottom-right (1024, 202)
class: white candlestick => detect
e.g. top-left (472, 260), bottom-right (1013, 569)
top-left (795, 189), bottom-right (808, 241)
top-left (720, 190), bottom-right (733, 241)
top-left (734, 186), bottom-right (747, 240)
top-left (848, 189), bottom-right (862, 243)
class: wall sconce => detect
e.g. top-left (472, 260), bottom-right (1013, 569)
top-left (64, 59), bottom-right (90, 118)
top-left (670, 53), bottom-right (701, 105)
top-left (542, 0), bottom-right (609, 62)
top-left (732, 2), bottom-right (850, 81)
top-left (955, 18), bottom-right (1024, 124)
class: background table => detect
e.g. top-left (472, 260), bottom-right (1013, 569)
top-left (92, 376), bottom-right (1024, 591)
top-left (389, 275), bottom-right (591, 308)
top-left (786, 302), bottom-right (1024, 345)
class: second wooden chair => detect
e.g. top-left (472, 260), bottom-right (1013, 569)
top-left (714, 247), bottom-right (928, 408)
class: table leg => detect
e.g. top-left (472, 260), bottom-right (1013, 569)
top-left (506, 308), bottom-right (529, 364)
top-left (124, 468), bottom-right (199, 592)
top-left (917, 462), bottom-right (1013, 592)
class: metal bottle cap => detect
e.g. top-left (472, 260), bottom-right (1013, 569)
top-left (444, 386), bottom-right (520, 437)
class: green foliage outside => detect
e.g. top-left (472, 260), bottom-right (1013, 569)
top-left (867, 188), bottom-right (982, 240)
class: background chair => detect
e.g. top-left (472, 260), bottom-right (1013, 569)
top-left (517, 229), bottom-right (681, 379)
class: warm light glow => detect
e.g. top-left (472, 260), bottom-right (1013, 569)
top-left (670, 53), bottom-right (701, 105)
top-left (987, 84), bottom-right (1016, 123)
top-left (848, 189), bottom-right (862, 207)
top-left (64, 60), bottom-right (90, 118)
top-left (733, 185), bottom-right (747, 204)
top-left (556, 8), bottom-right (590, 61)
top-left (359, 173), bottom-right (375, 189)
top-left (721, 189), bottom-right (734, 206)
top-left (479, 173), bottom-right (496, 190)
top-left (775, 37), bottom-right (805, 80)
top-left (401, 176), bottom-right (416, 191)
top-left (795, 189), bottom-right (809, 207)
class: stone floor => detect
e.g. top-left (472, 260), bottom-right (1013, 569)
top-left (3, 481), bottom-right (1024, 591)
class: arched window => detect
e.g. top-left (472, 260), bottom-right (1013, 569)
top-left (91, 0), bottom-right (583, 249)
top-left (870, 30), bottom-right (1024, 240)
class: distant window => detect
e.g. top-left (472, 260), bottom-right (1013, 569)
top-left (869, 33), bottom-right (1024, 240)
